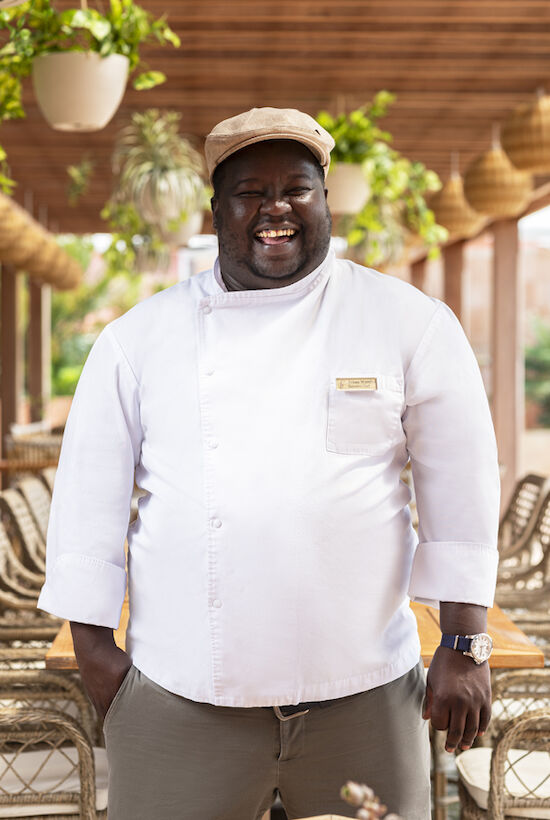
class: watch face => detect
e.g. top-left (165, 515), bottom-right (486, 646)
top-left (470, 633), bottom-right (493, 663)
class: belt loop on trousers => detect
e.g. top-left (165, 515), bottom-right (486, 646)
top-left (273, 705), bottom-right (310, 721)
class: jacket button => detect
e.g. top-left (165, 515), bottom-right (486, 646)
top-left (211, 518), bottom-right (222, 529)
top-left (212, 599), bottom-right (222, 608)
top-left (202, 304), bottom-right (212, 315)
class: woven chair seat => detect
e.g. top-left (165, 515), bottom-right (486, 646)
top-left (0, 747), bottom-right (108, 817)
top-left (457, 747), bottom-right (550, 817)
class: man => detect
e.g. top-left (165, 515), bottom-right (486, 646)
top-left (38, 107), bottom-right (500, 820)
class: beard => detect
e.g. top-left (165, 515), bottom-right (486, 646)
top-left (216, 204), bottom-right (332, 289)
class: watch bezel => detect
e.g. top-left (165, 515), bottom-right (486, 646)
top-left (468, 632), bottom-right (493, 664)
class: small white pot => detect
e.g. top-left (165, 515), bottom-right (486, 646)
top-left (32, 51), bottom-right (129, 132)
top-left (327, 162), bottom-right (371, 214)
top-left (161, 211), bottom-right (204, 247)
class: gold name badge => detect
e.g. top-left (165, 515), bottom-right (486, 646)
top-left (336, 377), bottom-right (378, 391)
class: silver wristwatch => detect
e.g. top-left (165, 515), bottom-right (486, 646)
top-left (440, 632), bottom-right (493, 665)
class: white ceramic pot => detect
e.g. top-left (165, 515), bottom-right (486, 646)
top-left (32, 52), bottom-right (129, 132)
top-left (161, 211), bottom-right (204, 247)
top-left (327, 162), bottom-right (371, 214)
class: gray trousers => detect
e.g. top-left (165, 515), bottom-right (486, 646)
top-left (103, 660), bottom-right (430, 820)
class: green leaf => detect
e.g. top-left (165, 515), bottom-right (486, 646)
top-left (133, 70), bottom-right (165, 90)
top-left (60, 9), bottom-right (112, 41)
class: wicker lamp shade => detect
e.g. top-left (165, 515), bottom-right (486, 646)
top-left (463, 146), bottom-right (532, 218)
top-left (430, 174), bottom-right (486, 238)
top-left (0, 193), bottom-right (82, 289)
top-left (501, 93), bottom-right (550, 173)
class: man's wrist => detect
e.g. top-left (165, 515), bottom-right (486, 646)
top-left (439, 601), bottom-right (488, 635)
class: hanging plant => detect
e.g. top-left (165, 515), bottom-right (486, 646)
top-left (0, 0), bottom-right (180, 135)
top-left (317, 93), bottom-right (446, 265)
top-left (112, 109), bottom-right (210, 245)
top-left (317, 92), bottom-right (396, 215)
top-left (67, 156), bottom-right (95, 205)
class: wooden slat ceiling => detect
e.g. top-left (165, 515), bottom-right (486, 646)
top-left (3, 0), bottom-right (550, 233)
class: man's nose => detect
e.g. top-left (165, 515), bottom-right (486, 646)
top-left (259, 194), bottom-right (292, 215)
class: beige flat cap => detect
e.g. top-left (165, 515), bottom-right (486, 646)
top-left (205, 107), bottom-right (335, 181)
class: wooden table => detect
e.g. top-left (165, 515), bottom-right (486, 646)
top-left (46, 601), bottom-right (545, 670)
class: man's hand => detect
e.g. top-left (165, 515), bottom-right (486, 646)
top-left (423, 601), bottom-right (492, 752)
top-left (423, 645), bottom-right (491, 752)
top-left (70, 622), bottom-right (132, 720)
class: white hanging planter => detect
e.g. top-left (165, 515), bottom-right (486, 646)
top-left (32, 52), bottom-right (129, 132)
top-left (161, 211), bottom-right (204, 247)
top-left (327, 162), bottom-right (371, 214)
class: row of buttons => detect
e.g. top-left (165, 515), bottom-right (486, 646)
top-left (202, 308), bottom-right (221, 610)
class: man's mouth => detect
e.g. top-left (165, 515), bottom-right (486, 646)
top-left (254, 228), bottom-right (298, 245)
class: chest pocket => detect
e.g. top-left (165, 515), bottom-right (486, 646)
top-left (326, 374), bottom-right (404, 456)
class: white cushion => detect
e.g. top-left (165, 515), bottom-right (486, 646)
top-left (0, 747), bottom-right (108, 817)
top-left (457, 747), bottom-right (550, 818)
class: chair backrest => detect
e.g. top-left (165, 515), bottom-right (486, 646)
top-left (40, 466), bottom-right (57, 495)
top-left (0, 518), bottom-right (44, 594)
top-left (0, 706), bottom-right (101, 819)
top-left (488, 709), bottom-right (550, 819)
top-left (490, 670), bottom-right (550, 736)
top-left (499, 473), bottom-right (548, 555)
top-left (17, 476), bottom-right (51, 543)
top-left (0, 490), bottom-right (46, 575)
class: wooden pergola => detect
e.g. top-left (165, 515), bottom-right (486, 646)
top-left (2, 0), bottom-right (550, 504)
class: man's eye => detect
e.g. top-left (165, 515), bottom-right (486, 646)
top-left (288, 188), bottom-right (311, 196)
top-left (236, 190), bottom-right (262, 197)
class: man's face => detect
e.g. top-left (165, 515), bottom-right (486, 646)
top-left (212, 140), bottom-right (332, 290)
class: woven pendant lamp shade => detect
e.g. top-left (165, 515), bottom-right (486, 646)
top-left (463, 146), bottom-right (531, 217)
top-left (430, 173), bottom-right (486, 238)
top-left (0, 192), bottom-right (82, 289)
top-left (502, 93), bottom-right (550, 173)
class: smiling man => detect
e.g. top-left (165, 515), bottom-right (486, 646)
top-left (38, 108), bottom-right (500, 820)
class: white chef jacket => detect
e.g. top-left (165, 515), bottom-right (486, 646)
top-left (38, 250), bottom-right (500, 707)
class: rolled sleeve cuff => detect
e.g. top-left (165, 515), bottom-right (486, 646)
top-left (408, 541), bottom-right (499, 610)
top-left (37, 553), bottom-right (126, 629)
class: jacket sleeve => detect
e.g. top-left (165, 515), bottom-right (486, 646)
top-left (402, 301), bottom-right (500, 609)
top-left (37, 325), bottom-right (142, 628)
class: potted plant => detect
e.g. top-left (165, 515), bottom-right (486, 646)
top-left (112, 109), bottom-right (209, 247)
top-left (316, 92), bottom-right (396, 214)
top-left (317, 92), bottom-right (447, 267)
top-left (0, 0), bottom-right (180, 132)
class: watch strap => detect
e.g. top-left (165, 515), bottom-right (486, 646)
top-left (440, 633), bottom-right (472, 652)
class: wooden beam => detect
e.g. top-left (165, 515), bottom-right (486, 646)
top-left (27, 281), bottom-right (51, 423)
top-left (491, 220), bottom-right (522, 512)
top-left (443, 240), bottom-right (465, 321)
top-left (410, 258), bottom-right (427, 291)
top-left (0, 265), bottom-right (23, 487)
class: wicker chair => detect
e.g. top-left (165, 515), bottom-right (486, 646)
top-left (487, 669), bottom-right (550, 742)
top-left (16, 477), bottom-right (51, 545)
top-left (40, 468), bottom-right (57, 496)
top-left (495, 488), bottom-right (550, 614)
top-left (0, 490), bottom-right (46, 575)
top-left (0, 707), bottom-right (107, 818)
top-left (498, 482), bottom-right (550, 581)
top-left (0, 520), bottom-right (59, 645)
top-left (499, 474), bottom-right (548, 556)
top-left (457, 709), bottom-right (550, 819)
top-left (0, 519), bottom-right (43, 596)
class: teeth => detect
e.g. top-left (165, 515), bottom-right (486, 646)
top-left (256, 228), bottom-right (296, 238)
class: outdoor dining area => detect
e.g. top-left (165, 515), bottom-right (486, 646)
top-left (3, 0), bottom-right (550, 818)
top-left (0, 470), bottom-right (546, 817)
